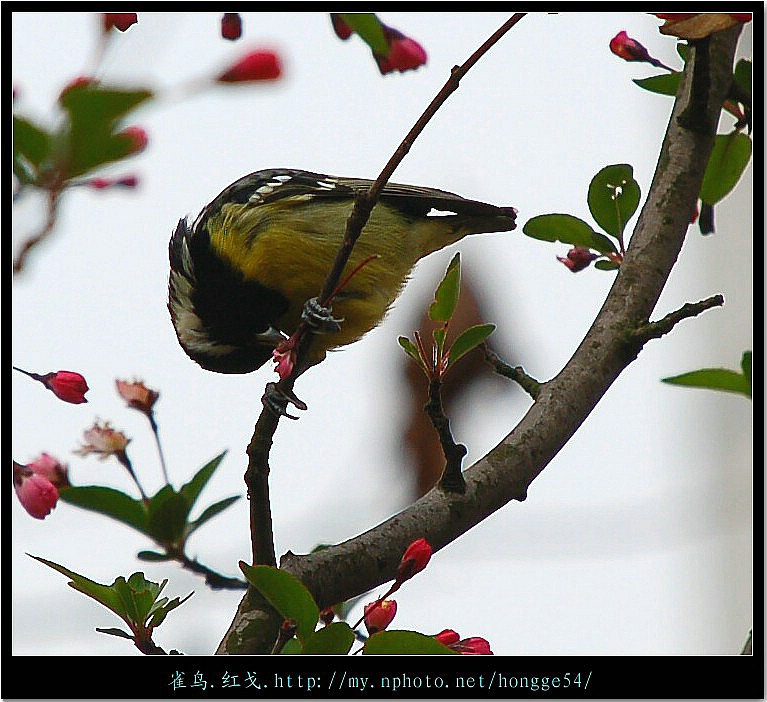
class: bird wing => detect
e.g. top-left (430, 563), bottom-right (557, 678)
top-left (201, 169), bottom-right (515, 220)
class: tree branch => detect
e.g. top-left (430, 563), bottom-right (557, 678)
top-left (219, 22), bottom-right (741, 654)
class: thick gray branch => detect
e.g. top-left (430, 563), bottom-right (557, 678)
top-left (217, 26), bottom-right (741, 654)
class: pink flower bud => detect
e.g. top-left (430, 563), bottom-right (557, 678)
top-left (28, 453), bottom-right (69, 489)
top-left (14, 462), bottom-right (59, 519)
top-left (557, 247), bottom-right (597, 273)
top-left (221, 13), bottom-right (242, 41)
top-left (376, 26), bottom-right (427, 75)
top-left (395, 537), bottom-right (432, 584)
top-left (103, 13), bottom-right (138, 33)
top-left (119, 126), bottom-right (148, 155)
top-left (364, 600), bottom-right (397, 635)
top-left (217, 51), bottom-right (282, 83)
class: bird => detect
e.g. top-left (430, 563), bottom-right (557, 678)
top-left (168, 168), bottom-right (516, 404)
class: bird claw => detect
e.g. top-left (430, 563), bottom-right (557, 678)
top-left (301, 297), bottom-right (343, 334)
top-left (262, 382), bottom-right (308, 420)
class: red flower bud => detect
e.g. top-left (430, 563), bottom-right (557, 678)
top-left (557, 247), bottom-right (597, 273)
top-left (217, 50), bottom-right (282, 83)
top-left (103, 13), bottom-right (138, 33)
top-left (451, 636), bottom-right (494, 655)
top-left (434, 629), bottom-right (493, 654)
top-left (119, 126), bottom-right (148, 155)
top-left (331, 14), bottom-right (353, 40)
top-left (14, 462), bottom-right (59, 519)
top-left (609, 31), bottom-right (671, 70)
top-left (395, 537), bottom-right (432, 584)
top-left (45, 370), bottom-right (89, 403)
top-left (15, 366), bottom-right (89, 403)
top-left (376, 26), bottom-right (427, 75)
top-left (364, 600), bottom-right (397, 635)
top-left (221, 13), bottom-right (242, 41)
top-left (434, 629), bottom-right (461, 646)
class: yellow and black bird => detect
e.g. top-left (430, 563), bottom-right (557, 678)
top-left (168, 168), bottom-right (516, 380)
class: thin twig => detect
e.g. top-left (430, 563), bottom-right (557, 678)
top-left (243, 14), bottom-right (527, 571)
top-left (13, 188), bottom-right (62, 273)
top-left (483, 346), bottom-right (541, 399)
top-left (171, 551), bottom-right (248, 590)
top-left (148, 415), bottom-right (171, 486)
top-left (631, 295), bottom-right (724, 345)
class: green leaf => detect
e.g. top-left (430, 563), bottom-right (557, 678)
top-left (699, 132), bottom-right (752, 205)
top-left (31, 556), bottom-right (192, 637)
top-left (587, 164), bottom-right (641, 240)
top-left (279, 638), bottom-right (302, 655)
top-left (740, 351), bottom-right (752, 386)
top-left (676, 43), bottom-right (690, 62)
top-left (429, 253), bottom-right (461, 322)
top-left (398, 336), bottom-right (426, 368)
top-left (338, 13), bottom-right (389, 54)
top-left (13, 115), bottom-right (54, 183)
top-left (594, 259), bottom-right (621, 271)
top-left (363, 630), bottom-right (458, 655)
top-left (96, 627), bottom-right (134, 640)
top-left (31, 555), bottom-right (127, 621)
top-left (734, 59), bottom-right (751, 94)
top-left (523, 214), bottom-right (617, 254)
top-left (633, 72), bottom-right (681, 96)
top-left (147, 486), bottom-right (190, 544)
top-left (661, 363), bottom-right (751, 399)
top-left (59, 486), bottom-right (148, 534)
top-left (447, 324), bottom-right (495, 368)
top-left (57, 84), bottom-right (152, 178)
top-left (185, 495), bottom-right (240, 538)
top-left (179, 451), bottom-right (227, 510)
top-left (240, 564), bottom-right (319, 645)
top-left (136, 551), bottom-right (172, 562)
top-left (301, 622), bottom-right (355, 654)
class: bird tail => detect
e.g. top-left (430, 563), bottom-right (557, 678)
top-left (418, 202), bottom-right (517, 256)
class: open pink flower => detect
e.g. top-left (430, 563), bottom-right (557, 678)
top-left (75, 421), bottom-right (130, 460)
top-left (116, 379), bottom-right (159, 417)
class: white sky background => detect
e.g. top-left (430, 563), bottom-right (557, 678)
top-left (11, 12), bottom-right (753, 657)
